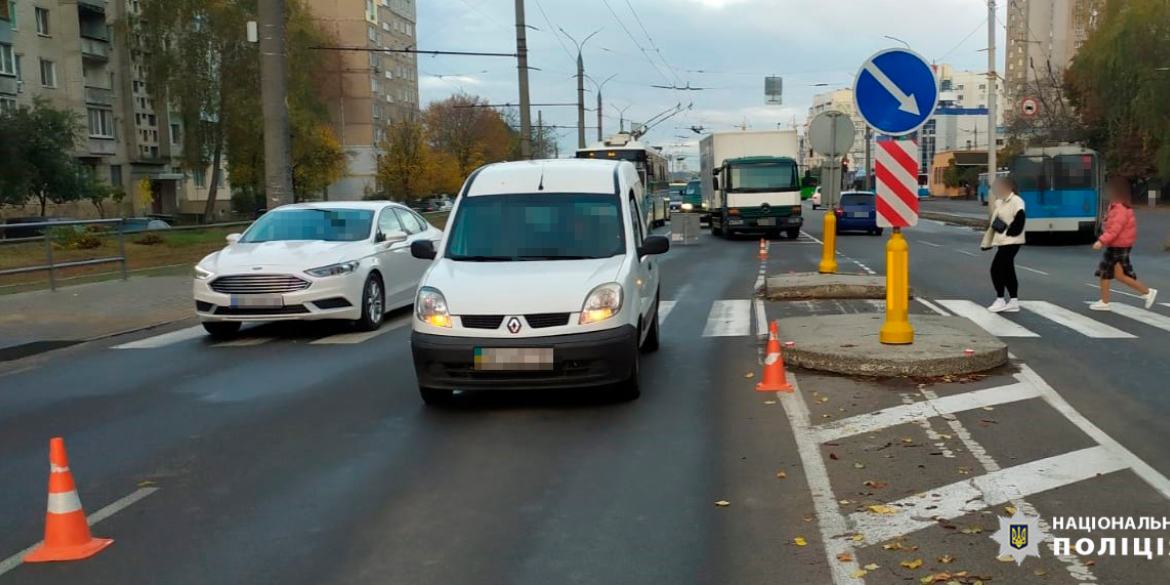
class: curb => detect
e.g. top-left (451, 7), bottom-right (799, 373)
top-left (920, 211), bottom-right (987, 229)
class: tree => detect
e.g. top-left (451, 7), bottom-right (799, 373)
top-left (87, 180), bottom-right (126, 218)
top-left (0, 98), bottom-right (89, 215)
top-left (291, 118), bottom-right (347, 201)
top-left (376, 120), bottom-right (464, 201)
top-left (423, 93), bottom-right (517, 177)
top-left (1066, 0), bottom-right (1170, 180)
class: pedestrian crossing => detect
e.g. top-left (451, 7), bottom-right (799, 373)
top-left (934, 298), bottom-right (1170, 340)
top-left (113, 316), bottom-right (410, 350)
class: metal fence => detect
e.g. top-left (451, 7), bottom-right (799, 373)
top-left (0, 219), bottom-right (128, 291)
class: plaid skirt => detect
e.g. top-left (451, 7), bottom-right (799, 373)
top-left (1096, 247), bottom-right (1136, 280)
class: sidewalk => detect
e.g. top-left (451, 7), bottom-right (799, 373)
top-left (0, 275), bottom-right (192, 358)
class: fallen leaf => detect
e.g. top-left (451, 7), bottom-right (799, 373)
top-left (868, 504), bottom-right (899, 515)
top-left (764, 400), bottom-right (777, 405)
top-left (829, 452), bottom-right (840, 460)
top-left (982, 406), bottom-right (995, 411)
top-left (836, 553), bottom-right (853, 562)
top-left (863, 480), bottom-right (888, 489)
top-left (745, 372), bottom-right (755, 378)
top-left (960, 526), bottom-right (984, 534)
top-left (852, 534), bottom-right (865, 542)
top-left (1085, 559), bottom-right (1096, 566)
top-left (1004, 505), bottom-right (1017, 515)
top-left (938, 433), bottom-right (953, 440)
top-left (853, 461), bottom-right (866, 469)
top-left (864, 563), bottom-right (879, 571)
top-left (793, 537), bottom-right (807, 546)
top-left (901, 437), bottom-right (914, 444)
top-left (822, 414), bottom-right (833, 419)
top-left (1034, 569), bottom-right (1047, 577)
top-left (997, 555), bottom-right (1015, 562)
top-left (905, 545), bottom-right (920, 551)
top-left (802, 516), bottom-right (813, 523)
top-left (839, 499), bottom-right (853, 505)
top-left (883, 542), bottom-right (903, 551)
top-left (938, 554), bottom-right (955, 564)
top-left (850, 569), bottom-right (868, 578)
top-left (714, 500), bottom-right (730, 507)
top-left (818, 397), bottom-right (829, 404)
top-left (137, 480), bottom-right (156, 487)
top-left (776, 471), bottom-right (787, 479)
top-left (901, 558), bottom-right (924, 569)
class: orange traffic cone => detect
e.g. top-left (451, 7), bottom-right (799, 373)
top-left (24, 438), bottom-right (113, 563)
top-left (757, 321), bottom-right (793, 393)
top-left (758, 238), bottom-right (768, 260)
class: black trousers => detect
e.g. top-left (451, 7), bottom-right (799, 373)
top-left (991, 244), bottom-right (1021, 298)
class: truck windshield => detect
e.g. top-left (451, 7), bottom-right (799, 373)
top-left (445, 193), bottom-right (626, 261)
top-left (728, 162), bottom-right (799, 193)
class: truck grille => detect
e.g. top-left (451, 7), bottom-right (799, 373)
top-left (209, 274), bottom-right (311, 294)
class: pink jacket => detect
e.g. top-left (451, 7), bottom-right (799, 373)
top-left (1098, 203), bottom-right (1137, 248)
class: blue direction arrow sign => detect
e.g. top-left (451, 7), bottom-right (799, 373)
top-left (853, 48), bottom-right (939, 136)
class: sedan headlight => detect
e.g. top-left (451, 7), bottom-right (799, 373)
top-left (579, 283), bottom-right (623, 325)
top-left (194, 265), bottom-right (214, 280)
top-left (416, 287), bottom-right (452, 328)
top-left (681, 203), bottom-right (694, 211)
top-left (305, 260), bottom-right (360, 278)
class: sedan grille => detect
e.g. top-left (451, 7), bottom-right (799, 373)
top-left (209, 274), bottom-right (311, 294)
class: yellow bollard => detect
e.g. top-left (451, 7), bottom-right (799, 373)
top-left (881, 228), bottom-right (913, 344)
top-left (818, 212), bottom-right (838, 274)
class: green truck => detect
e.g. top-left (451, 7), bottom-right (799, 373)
top-left (700, 131), bottom-right (804, 239)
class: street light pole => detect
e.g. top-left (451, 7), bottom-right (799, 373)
top-left (561, 28), bottom-right (601, 150)
top-left (590, 74), bottom-right (617, 142)
top-left (987, 0), bottom-right (998, 181)
top-left (514, 0), bottom-right (533, 159)
top-left (612, 103), bottom-right (632, 133)
top-left (258, 0), bottom-right (293, 209)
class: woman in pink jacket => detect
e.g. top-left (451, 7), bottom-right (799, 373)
top-left (1091, 176), bottom-right (1157, 311)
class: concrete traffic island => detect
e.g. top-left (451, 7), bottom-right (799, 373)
top-left (776, 314), bottom-right (1008, 377)
top-left (764, 273), bottom-right (904, 300)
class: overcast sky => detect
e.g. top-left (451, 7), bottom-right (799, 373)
top-left (417, 0), bottom-right (1007, 167)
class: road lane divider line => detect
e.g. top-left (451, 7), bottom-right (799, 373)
top-left (1083, 282), bottom-right (1144, 299)
top-left (776, 375), bottom-right (866, 585)
top-left (916, 240), bottom-right (941, 247)
top-left (0, 487), bottom-right (160, 578)
top-left (812, 381), bottom-right (1039, 443)
top-left (753, 299), bottom-right (767, 338)
top-left (1019, 300), bottom-right (1135, 338)
top-left (954, 249), bottom-right (979, 257)
top-left (214, 337), bottom-right (276, 347)
top-left (914, 298), bottom-right (950, 316)
top-left (657, 301), bottom-right (677, 326)
top-left (113, 326), bottom-right (206, 349)
top-left (701, 300), bottom-right (752, 337)
top-left (936, 300), bottom-right (1040, 337)
top-left (848, 445), bottom-right (1126, 544)
top-left (1018, 265), bottom-right (1050, 276)
top-left (1091, 301), bottom-right (1170, 335)
top-left (309, 316), bottom-right (410, 345)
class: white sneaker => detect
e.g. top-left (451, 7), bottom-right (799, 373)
top-left (1002, 298), bottom-right (1020, 313)
top-left (988, 298), bottom-right (1008, 312)
top-left (1089, 300), bottom-right (1111, 311)
top-left (1145, 288), bottom-right (1158, 309)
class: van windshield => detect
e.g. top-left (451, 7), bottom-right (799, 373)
top-left (445, 193), bottom-right (625, 261)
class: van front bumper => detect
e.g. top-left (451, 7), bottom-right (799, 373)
top-left (411, 325), bottom-right (637, 390)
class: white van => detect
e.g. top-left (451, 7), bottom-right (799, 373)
top-left (408, 159), bottom-right (670, 404)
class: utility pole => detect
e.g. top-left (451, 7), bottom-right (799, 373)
top-left (864, 125), bottom-right (873, 191)
top-left (258, 0), bottom-right (293, 209)
top-left (514, 0), bottom-right (533, 159)
top-left (576, 52), bottom-right (586, 149)
top-left (987, 0), bottom-right (998, 183)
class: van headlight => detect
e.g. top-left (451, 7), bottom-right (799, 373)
top-left (579, 283), bottom-right (623, 324)
top-left (306, 260), bottom-right (360, 278)
top-left (416, 287), bottom-right (452, 328)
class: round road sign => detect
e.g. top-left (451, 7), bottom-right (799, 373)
top-left (808, 111), bottom-right (855, 157)
top-left (1021, 96), bottom-right (1039, 117)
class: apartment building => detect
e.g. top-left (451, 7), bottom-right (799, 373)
top-left (1004, 0), bottom-right (1106, 113)
top-left (0, 0), bottom-right (231, 220)
top-left (307, 0), bottom-right (420, 200)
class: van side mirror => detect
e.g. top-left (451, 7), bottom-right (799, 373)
top-left (411, 239), bottom-right (436, 260)
top-left (638, 235), bottom-right (670, 256)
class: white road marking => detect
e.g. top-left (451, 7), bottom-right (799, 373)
top-left (657, 301), bottom-right (677, 326)
top-left (1018, 300), bottom-right (1135, 338)
top-left (917, 240), bottom-right (941, 247)
top-left (900, 392), bottom-right (955, 459)
top-left (1099, 302), bottom-right (1170, 335)
top-left (777, 376), bottom-right (865, 585)
top-left (702, 300), bottom-right (753, 337)
top-left (801, 230), bottom-right (824, 244)
top-left (813, 380), bottom-right (1039, 443)
top-left (113, 326), bottom-right (206, 349)
top-left (1019, 265), bottom-right (1050, 276)
top-left (914, 298), bottom-right (950, 316)
top-left (1020, 363), bottom-right (1170, 499)
top-left (1083, 282), bottom-right (1145, 299)
top-left (0, 487), bottom-right (160, 578)
top-left (753, 299), bottom-right (768, 338)
top-left (849, 445), bottom-right (1126, 544)
top-left (214, 336), bottom-right (275, 347)
top-left (860, 299), bottom-right (885, 311)
top-left (1161, 303), bottom-right (1170, 309)
top-left (309, 317), bottom-right (410, 345)
top-left (954, 249), bottom-right (979, 257)
top-left (936, 300), bottom-right (1040, 337)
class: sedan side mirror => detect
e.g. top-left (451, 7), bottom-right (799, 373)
top-left (381, 230), bottom-right (409, 245)
top-left (638, 235), bottom-right (670, 256)
top-left (411, 239), bottom-right (436, 260)
top-left (226, 233), bottom-right (241, 245)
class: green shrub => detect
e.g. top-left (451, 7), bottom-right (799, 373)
top-left (75, 234), bottom-right (103, 249)
top-left (134, 233), bottom-right (165, 246)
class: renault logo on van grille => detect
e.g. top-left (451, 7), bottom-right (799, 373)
top-left (506, 317), bottom-right (522, 334)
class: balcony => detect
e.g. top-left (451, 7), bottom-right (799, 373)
top-left (0, 76), bottom-right (17, 96)
top-left (84, 86), bottom-right (113, 106)
top-left (88, 137), bottom-right (116, 156)
top-left (80, 37), bottom-right (110, 61)
top-left (78, 0), bottom-right (106, 11)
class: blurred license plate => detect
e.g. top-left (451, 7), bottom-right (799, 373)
top-left (758, 218), bottom-right (776, 227)
top-left (230, 294), bottom-right (284, 308)
top-left (851, 212), bottom-right (868, 218)
top-left (474, 347), bottom-right (554, 371)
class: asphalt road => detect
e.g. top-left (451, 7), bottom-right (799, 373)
top-left (5, 211), bottom-right (1170, 584)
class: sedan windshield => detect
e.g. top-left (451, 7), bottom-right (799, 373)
top-left (240, 208), bottom-right (374, 243)
top-left (446, 193), bottom-right (625, 261)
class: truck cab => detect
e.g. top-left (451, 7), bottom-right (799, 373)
top-left (709, 156), bottom-right (803, 239)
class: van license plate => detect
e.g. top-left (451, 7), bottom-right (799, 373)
top-left (475, 347), bottom-right (554, 371)
top-left (758, 218), bottom-right (776, 227)
top-left (230, 294), bottom-right (284, 308)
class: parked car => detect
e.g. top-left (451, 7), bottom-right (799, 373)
top-left (193, 201), bottom-right (442, 338)
top-left (408, 159), bottom-right (669, 405)
top-left (834, 191), bottom-right (883, 236)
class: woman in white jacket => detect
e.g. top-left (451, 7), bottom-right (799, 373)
top-left (980, 177), bottom-right (1027, 312)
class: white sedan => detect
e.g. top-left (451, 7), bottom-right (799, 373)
top-left (193, 201), bottom-right (442, 338)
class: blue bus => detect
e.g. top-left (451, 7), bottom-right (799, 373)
top-left (1010, 146), bottom-right (1105, 237)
